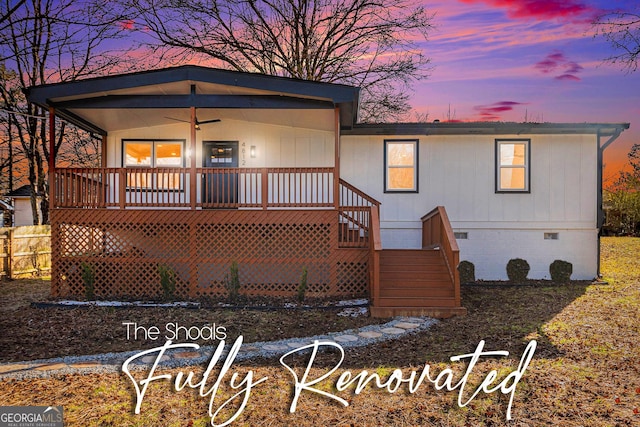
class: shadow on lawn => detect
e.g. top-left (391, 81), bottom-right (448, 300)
top-left (245, 281), bottom-right (592, 369)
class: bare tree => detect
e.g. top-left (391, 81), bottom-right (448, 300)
top-left (594, 7), bottom-right (640, 72)
top-left (129, 0), bottom-right (433, 122)
top-left (0, 0), bottom-right (136, 224)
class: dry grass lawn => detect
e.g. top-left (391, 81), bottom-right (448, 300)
top-left (1, 237), bottom-right (638, 426)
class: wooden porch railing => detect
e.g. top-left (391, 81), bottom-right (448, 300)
top-left (53, 167), bottom-right (336, 209)
top-left (52, 167), bottom-right (383, 249)
top-left (338, 179), bottom-right (380, 248)
top-left (53, 168), bottom-right (382, 247)
top-left (421, 206), bottom-right (461, 306)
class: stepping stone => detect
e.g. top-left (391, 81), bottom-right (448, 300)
top-left (400, 317), bottom-right (426, 324)
top-left (141, 355), bottom-right (170, 364)
top-left (358, 331), bottom-right (382, 339)
top-left (69, 361), bottom-right (102, 369)
top-left (394, 322), bottom-right (420, 330)
top-left (334, 335), bottom-right (359, 343)
top-left (380, 327), bottom-right (405, 335)
top-left (34, 363), bottom-right (68, 371)
top-left (263, 344), bottom-right (289, 352)
top-left (173, 351), bottom-right (202, 359)
top-left (0, 364), bottom-right (32, 374)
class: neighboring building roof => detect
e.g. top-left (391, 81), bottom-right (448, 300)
top-left (25, 65), bottom-right (361, 133)
top-left (4, 184), bottom-right (32, 198)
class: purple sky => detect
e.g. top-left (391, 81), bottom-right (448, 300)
top-left (411, 0), bottom-right (639, 181)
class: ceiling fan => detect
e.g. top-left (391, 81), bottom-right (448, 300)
top-left (165, 116), bottom-right (221, 130)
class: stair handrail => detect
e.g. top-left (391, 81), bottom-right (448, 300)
top-left (338, 179), bottom-right (381, 248)
top-left (369, 204), bottom-right (382, 307)
top-left (339, 178), bottom-right (381, 208)
top-left (421, 206), bottom-right (460, 306)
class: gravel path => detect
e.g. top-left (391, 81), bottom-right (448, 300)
top-left (0, 316), bottom-right (437, 380)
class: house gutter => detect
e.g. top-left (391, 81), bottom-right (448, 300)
top-left (596, 125), bottom-right (628, 278)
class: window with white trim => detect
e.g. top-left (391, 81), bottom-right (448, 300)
top-left (496, 139), bottom-right (530, 192)
top-left (384, 139), bottom-right (418, 192)
top-left (123, 139), bottom-right (185, 189)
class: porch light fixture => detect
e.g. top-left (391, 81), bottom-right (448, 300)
top-left (250, 146), bottom-right (256, 158)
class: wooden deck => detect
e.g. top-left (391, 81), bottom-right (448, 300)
top-left (51, 167), bottom-right (466, 318)
top-left (50, 167), bottom-right (379, 299)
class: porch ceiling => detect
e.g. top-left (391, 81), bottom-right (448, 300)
top-left (73, 107), bottom-right (336, 132)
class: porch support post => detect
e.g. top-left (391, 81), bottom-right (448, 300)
top-left (48, 107), bottom-right (56, 210)
top-left (189, 106), bottom-right (198, 297)
top-left (101, 135), bottom-right (107, 168)
top-left (334, 107), bottom-right (340, 209)
top-left (190, 106), bottom-right (197, 209)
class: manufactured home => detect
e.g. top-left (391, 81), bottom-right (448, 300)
top-left (26, 65), bottom-right (628, 317)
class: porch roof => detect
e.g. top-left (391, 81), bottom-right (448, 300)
top-left (25, 65), bottom-right (360, 135)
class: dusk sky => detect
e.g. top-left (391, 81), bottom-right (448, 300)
top-left (410, 0), bottom-right (639, 182)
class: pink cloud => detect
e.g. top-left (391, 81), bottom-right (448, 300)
top-left (555, 74), bottom-right (581, 81)
top-left (534, 50), bottom-right (583, 81)
top-left (565, 62), bottom-right (583, 74)
top-left (474, 101), bottom-right (525, 120)
top-left (459, 0), bottom-right (599, 22)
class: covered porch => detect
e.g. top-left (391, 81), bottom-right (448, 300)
top-left (28, 65), bottom-right (464, 317)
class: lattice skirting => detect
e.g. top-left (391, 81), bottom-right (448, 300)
top-left (51, 209), bottom-right (369, 299)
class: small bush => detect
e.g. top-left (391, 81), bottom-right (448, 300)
top-left (457, 261), bottom-right (475, 284)
top-left (158, 264), bottom-right (176, 300)
top-left (506, 258), bottom-right (530, 282)
top-left (550, 260), bottom-right (573, 283)
top-left (226, 261), bottom-right (240, 301)
top-left (81, 262), bottom-right (95, 300)
top-left (297, 266), bottom-right (308, 302)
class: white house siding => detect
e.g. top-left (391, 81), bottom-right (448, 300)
top-left (107, 118), bottom-right (335, 169)
top-left (340, 133), bottom-right (599, 280)
top-left (105, 118), bottom-right (336, 206)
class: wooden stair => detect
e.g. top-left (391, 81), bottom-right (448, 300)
top-left (370, 248), bottom-right (466, 318)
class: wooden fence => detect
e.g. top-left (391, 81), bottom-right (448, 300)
top-left (0, 225), bottom-right (51, 279)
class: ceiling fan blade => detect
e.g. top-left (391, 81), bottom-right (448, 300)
top-left (165, 116), bottom-right (190, 124)
top-left (164, 116), bottom-right (220, 130)
top-left (196, 118), bottom-right (221, 125)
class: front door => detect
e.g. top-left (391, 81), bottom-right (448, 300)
top-left (202, 141), bottom-right (239, 206)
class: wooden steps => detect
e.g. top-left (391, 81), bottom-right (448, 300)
top-left (370, 248), bottom-right (467, 318)
top-left (338, 222), bottom-right (368, 245)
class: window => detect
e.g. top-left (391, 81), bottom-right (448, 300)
top-left (123, 139), bottom-right (185, 189)
top-left (496, 139), bottom-right (530, 192)
top-left (384, 139), bottom-right (418, 192)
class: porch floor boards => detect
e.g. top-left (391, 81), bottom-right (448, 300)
top-left (371, 248), bottom-right (466, 318)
